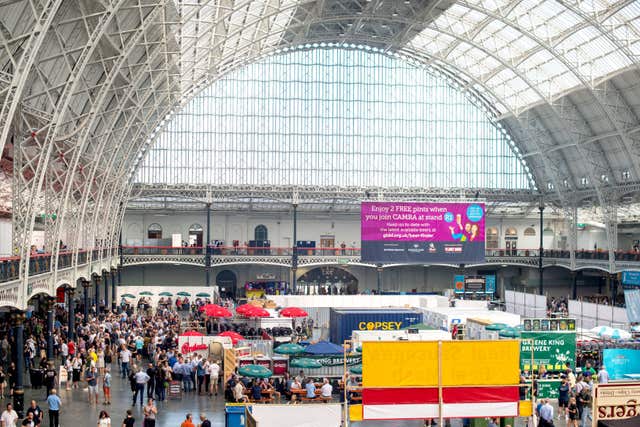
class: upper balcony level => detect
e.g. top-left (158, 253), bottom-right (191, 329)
top-left (118, 245), bottom-right (640, 272)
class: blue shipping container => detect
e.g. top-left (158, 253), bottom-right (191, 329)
top-left (329, 308), bottom-right (423, 344)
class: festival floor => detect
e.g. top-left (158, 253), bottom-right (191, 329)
top-left (17, 372), bottom-right (550, 427)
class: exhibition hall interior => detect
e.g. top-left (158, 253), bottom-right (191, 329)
top-left (0, 0), bottom-right (640, 426)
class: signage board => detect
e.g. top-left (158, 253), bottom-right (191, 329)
top-left (537, 380), bottom-right (561, 399)
top-left (361, 201), bottom-right (485, 264)
top-left (593, 382), bottom-right (640, 426)
top-left (621, 271), bottom-right (640, 286)
top-left (602, 349), bottom-right (640, 381)
top-left (520, 331), bottom-right (576, 371)
top-left (523, 318), bottom-right (576, 332)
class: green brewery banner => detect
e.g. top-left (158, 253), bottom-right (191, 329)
top-left (537, 379), bottom-right (561, 399)
top-left (520, 331), bottom-right (576, 371)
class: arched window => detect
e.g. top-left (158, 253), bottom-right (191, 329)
top-left (137, 48), bottom-right (533, 190)
top-left (505, 228), bottom-right (518, 237)
top-left (254, 225), bottom-right (268, 241)
top-left (188, 223), bottom-right (203, 246)
top-left (147, 223), bottom-right (162, 239)
top-left (523, 227), bottom-right (536, 236)
top-left (486, 227), bottom-right (499, 249)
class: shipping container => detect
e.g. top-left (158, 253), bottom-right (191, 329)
top-left (329, 308), bottom-right (423, 344)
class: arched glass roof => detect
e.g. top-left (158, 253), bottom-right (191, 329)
top-left (137, 48), bottom-right (533, 189)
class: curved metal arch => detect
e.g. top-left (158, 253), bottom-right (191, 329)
top-left (451, 0), bottom-right (640, 181)
top-left (0, 0), bottom-right (64, 158)
top-left (300, 261), bottom-right (378, 268)
top-left (51, 5), bottom-right (168, 274)
top-left (16, 0), bottom-right (130, 288)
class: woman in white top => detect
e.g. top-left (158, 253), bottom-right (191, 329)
top-left (96, 348), bottom-right (105, 376)
top-left (97, 410), bottom-right (111, 427)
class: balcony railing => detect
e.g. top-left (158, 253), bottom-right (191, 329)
top-left (4, 245), bottom-right (640, 284)
top-left (0, 249), bottom-right (102, 283)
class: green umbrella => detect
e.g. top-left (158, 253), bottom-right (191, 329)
top-left (274, 343), bottom-right (305, 355)
top-left (355, 346), bottom-right (362, 353)
top-left (121, 294), bottom-right (135, 299)
top-left (139, 291), bottom-right (153, 296)
top-left (196, 292), bottom-right (211, 297)
top-left (498, 327), bottom-right (521, 338)
top-left (290, 358), bottom-right (322, 369)
top-left (350, 365), bottom-right (363, 375)
top-left (485, 323), bottom-right (509, 331)
top-left (238, 364), bottom-right (273, 378)
top-left (159, 292), bottom-right (173, 296)
top-left (177, 292), bottom-right (191, 297)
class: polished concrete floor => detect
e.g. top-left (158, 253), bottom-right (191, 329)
top-left (19, 365), bottom-right (539, 427)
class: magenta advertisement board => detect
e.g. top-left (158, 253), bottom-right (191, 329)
top-left (361, 201), bottom-right (485, 264)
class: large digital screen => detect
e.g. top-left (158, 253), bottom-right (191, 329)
top-left (361, 201), bottom-right (485, 264)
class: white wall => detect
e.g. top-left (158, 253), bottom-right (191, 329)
top-left (0, 218), bottom-right (11, 256)
top-left (123, 211), bottom-right (574, 250)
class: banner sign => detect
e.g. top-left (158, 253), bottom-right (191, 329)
top-left (361, 201), bottom-right (485, 264)
top-left (520, 332), bottom-right (576, 371)
top-left (603, 349), bottom-right (640, 381)
top-left (523, 318), bottom-right (576, 332)
top-left (593, 382), bottom-right (640, 426)
top-left (624, 289), bottom-right (640, 323)
top-left (291, 354), bottom-right (361, 367)
top-left (485, 275), bottom-right (496, 294)
top-left (537, 380), bottom-right (561, 399)
top-left (621, 271), bottom-right (640, 286)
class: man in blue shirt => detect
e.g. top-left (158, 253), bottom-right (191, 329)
top-left (46, 389), bottom-right (61, 427)
top-left (538, 399), bottom-right (554, 427)
top-left (305, 379), bottom-right (316, 399)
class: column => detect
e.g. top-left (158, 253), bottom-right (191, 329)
top-left (103, 271), bottom-right (109, 312)
top-left (111, 268), bottom-right (117, 312)
top-left (291, 203), bottom-right (298, 294)
top-left (67, 288), bottom-right (75, 340)
top-left (205, 202), bottom-right (212, 286)
top-left (610, 273), bottom-right (617, 304)
top-left (12, 311), bottom-right (25, 416)
top-left (119, 231), bottom-right (124, 269)
top-left (376, 264), bottom-right (383, 294)
top-left (82, 279), bottom-right (90, 324)
top-left (538, 203), bottom-right (545, 295)
top-left (571, 271), bottom-right (578, 300)
top-left (46, 297), bottom-right (55, 360)
top-left (93, 274), bottom-right (101, 314)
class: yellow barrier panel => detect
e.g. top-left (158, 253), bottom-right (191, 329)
top-left (363, 341), bottom-right (438, 387)
top-left (363, 341), bottom-right (519, 387)
top-left (349, 404), bottom-right (363, 421)
top-left (519, 400), bottom-right (533, 417)
top-left (441, 340), bottom-right (520, 386)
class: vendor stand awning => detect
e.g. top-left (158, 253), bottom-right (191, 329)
top-left (304, 341), bottom-right (344, 355)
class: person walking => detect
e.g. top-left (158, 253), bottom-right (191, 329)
top-left (120, 346), bottom-right (131, 379)
top-left (103, 367), bottom-right (112, 405)
top-left (1, 403), bottom-right (18, 427)
top-left (121, 410), bottom-right (134, 427)
top-left (46, 389), bottom-right (61, 427)
top-left (97, 410), bottom-right (111, 427)
top-left (597, 366), bottom-right (609, 384)
top-left (86, 366), bottom-right (99, 405)
top-left (142, 399), bottom-right (157, 427)
top-left (132, 368), bottom-right (150, 406)
top-left (208, 360), bottom-right (220, 397)
top-left (197, 413), bottom-right (211, 427)
top-left (180, 414), bottom-right (194, 427)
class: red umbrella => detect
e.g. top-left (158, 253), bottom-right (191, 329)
top-left (180, 330), bottom-right (203, 337)
top-left (219, 331), bottom-right (244, 344)
top-left (244, 306), bottom-right (270, 318)
top-left (235, 303), bottom-right (255, 314)
top-left (201, 304), bottom-right (232, 318)
top-left (280, 307), bottom-right (308, 318)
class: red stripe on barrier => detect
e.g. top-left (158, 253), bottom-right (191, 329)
top-left (363, 386), bottom-right (519, 405)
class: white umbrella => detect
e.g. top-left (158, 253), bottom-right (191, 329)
top-left (590, 326), bottom-right (614, 335)
top-left (600, 329), bottom-right (632, 340)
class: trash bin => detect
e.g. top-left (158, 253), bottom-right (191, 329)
top-left (225, 404), bottom-right (250, 427)
top-left (29, 368), bottom-right (43, 389)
